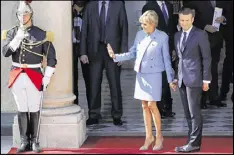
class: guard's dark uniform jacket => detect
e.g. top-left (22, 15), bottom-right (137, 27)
top-left (2, 25), bottom-right (57, 91)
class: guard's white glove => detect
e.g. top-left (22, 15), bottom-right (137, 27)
top-left (43, 66), bottom-right (56, 91)
top-left (9, 28), bottom-right (25, 51)
top-left (42, 76), bottom-right (50, 91)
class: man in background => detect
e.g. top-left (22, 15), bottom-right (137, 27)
top-left (72, 0), bottom-right (90, 105)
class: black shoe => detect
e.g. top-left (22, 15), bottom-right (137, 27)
top-left (16, 143), bottom-right (31, 153)
top-left (113, 119), bottom-right (123, 126)
top-left (217, 102), bottom-right (227, 107)
top-left (209, 100), bottom-right (227, 107)
top-left (32, 142), bottom-right (41, 153)
top-left (175, 144), bottom-right (200, 153)
top-left (86, 118), bottom-right (99, 125)
top-left (219, 94), bottom-right (227, 101)
top-left (159, 110), bottom-right (166, 119)
top-left (201, 104), bottom-right (208, 109)
top-left (164, 111), bottom-right (176, 118)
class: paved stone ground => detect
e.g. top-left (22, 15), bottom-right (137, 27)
top-left (78, 46), bottom-right (233, 136)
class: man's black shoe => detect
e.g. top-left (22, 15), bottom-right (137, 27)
top-left (86, 118), bottom-right (99, 125)
top-left (219, 93), bottom-right (227, 101)
top-left (113, 119), bottom-right (123, 126)
top-left (209, 100), bottom-right (227, 107)
top-left (175, 144), bottom-right (200, 153)
top-left (217, 102), bottom-right (227, 107)
top-left (164, 111), bottom-right (176, 118)
top-left (201, 104), bottom-right (208, 109)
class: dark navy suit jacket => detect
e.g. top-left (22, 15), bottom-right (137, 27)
top-left (174, 26), bottom-right (212, 87)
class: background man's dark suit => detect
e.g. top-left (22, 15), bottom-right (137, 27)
top-left (142, 1), bottom-right (177, 118)
top-left (80, 1), bottom-right (128, 124)
top-left (174, 26), bottom-right (212, 148)
top-left (220, 1), bottom-right (233, 101)
top-left (183, 1), bottom-right (226, 107)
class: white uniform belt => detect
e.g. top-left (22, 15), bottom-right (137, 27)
top-left (12, 62), bottom-right (41, 68)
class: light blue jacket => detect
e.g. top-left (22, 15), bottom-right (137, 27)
top-left (114, 29), bottom-right (174, 83)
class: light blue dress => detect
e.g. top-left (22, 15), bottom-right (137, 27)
top-left (114, 29), bottom-right (174, 101)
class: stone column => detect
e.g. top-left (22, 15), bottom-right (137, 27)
top-left (13, 1), bottom-right (87, 148)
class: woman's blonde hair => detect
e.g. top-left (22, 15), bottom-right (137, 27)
top-left (139, 10), bottom-right (158, 27)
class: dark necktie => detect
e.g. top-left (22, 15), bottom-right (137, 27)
top-left (162, 2), bottom-right (168, 25)
top-left (181, 32), bottom-right (187, 51)
top-left (100, 1), bottom-right (106, 42)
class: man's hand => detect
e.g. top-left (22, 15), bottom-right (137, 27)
top-left (204, 25), bottom-right (218, 33)
top-left (117, 61), bottom-right (122, 66)
top-left (107, 43), bottom-right (116, 59)
top-left (80, 55), bottom-right (89, 64)
top-left (202, 82), bottom-right (209, 91)
top-left (169, 82), bottom-right (177, 92)
top-left (171, 50), bottom-right (176, 62)
top-left (215, 16), bottom-right (225, 24)
top-left (42, 76), bottom-right (50, 91)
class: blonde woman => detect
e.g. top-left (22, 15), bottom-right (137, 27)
top-left (107, 10), bottom-right (176, 151)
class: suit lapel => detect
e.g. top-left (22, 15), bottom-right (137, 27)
top-left (182, 26), bottom-right (196, 53)
top-left (95, 1), bottom-right (100, 28)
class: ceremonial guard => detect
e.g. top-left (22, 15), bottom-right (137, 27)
top-left (1, 0), bottom-right (57, 153)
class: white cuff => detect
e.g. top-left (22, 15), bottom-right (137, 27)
top-left (8, 38), bottom-right (22, 51)
top-left (173, 79), bottom-right (178, 82)
top-left (44, 66), bottom-right (56, 78)
top-left (203, 80), bottom-right (211, 83)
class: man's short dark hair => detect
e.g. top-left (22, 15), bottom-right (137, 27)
top-left (179, 7), bottom-right (195, 18)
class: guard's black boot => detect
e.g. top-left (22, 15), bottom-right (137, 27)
top-left (16, 112), bottom-right (31, 153)
top-left (30, 111), bottom-right (42, 153)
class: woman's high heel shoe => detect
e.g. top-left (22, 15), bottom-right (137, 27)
top-left (139, 137), bottom-right (154, 150)
top-left (153, 137), bottom-right (164, 151)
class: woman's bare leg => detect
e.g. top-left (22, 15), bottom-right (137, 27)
top-left (148, 101), bottom-right (163, 149)
top-left (139, 100), bottom-right (154, 150)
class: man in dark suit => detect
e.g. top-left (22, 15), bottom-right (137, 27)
top-left (173, 8), bottom-right (212, 152)
top-left (183, 1), bottom-right (226, 108)
top-left (72, 1), bottom-right (90, 105)
top-left (142, 1), bottom-right (177, 118)
top-left (80, 1), bottom-right (128, 126)
top-left (219, 1), bottom-right (233, 101)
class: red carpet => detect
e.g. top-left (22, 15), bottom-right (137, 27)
top-left (8, 136), bottom-right (233, 154)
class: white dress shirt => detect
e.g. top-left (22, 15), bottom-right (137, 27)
top-left (73, 12), bottom-right (82, 43)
